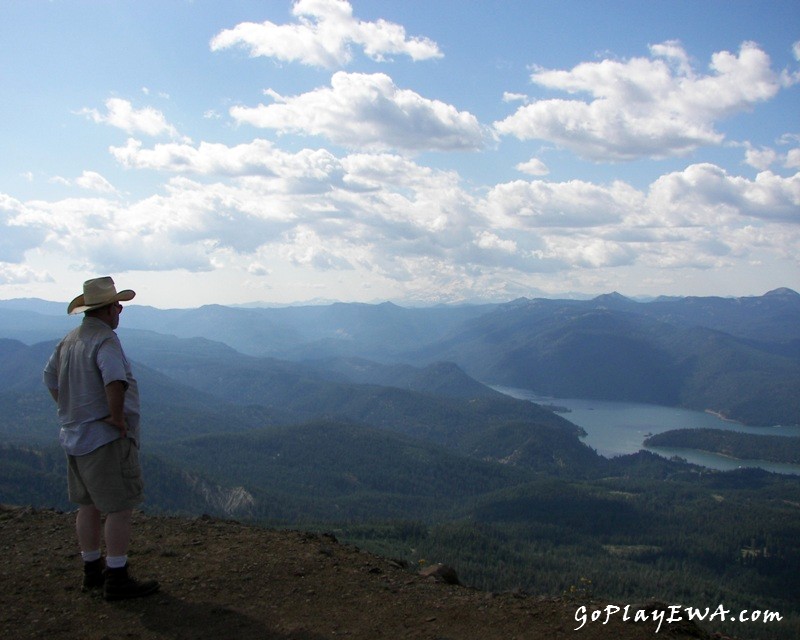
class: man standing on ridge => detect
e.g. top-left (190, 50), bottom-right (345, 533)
top-left (43, 276), bottom-right (159, 600)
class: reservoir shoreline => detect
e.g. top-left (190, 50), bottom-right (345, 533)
top-left (494, 386), bottom-right (800, 476)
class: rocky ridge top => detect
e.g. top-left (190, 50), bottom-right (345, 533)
top-left (1, 505), bottom-right (725, 639)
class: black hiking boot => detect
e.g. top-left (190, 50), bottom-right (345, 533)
top-left (82, 558), bottom-right (105, 592)
top-left (103, 564), bottom-right (159, 601)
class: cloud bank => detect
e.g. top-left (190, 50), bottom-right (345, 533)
top-left (2, 1), bottom-right (798, 302)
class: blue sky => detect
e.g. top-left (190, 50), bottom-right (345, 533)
top-left (1, 0), bottom-right (798, 308)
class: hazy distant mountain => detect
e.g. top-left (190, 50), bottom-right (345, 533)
top-left (302, 357), bottom-right (501, 399)
top-left (0, 298), bottom-right (65, 315)
top-left (414, 297), bottom-right (800, 426)
top-left (1, 289), bottom-right (797, 426)
top-left (1, 332), bottom-right (584, 465)
top-left (1, 330), bottom-right (599, 519)
top-left (638, 287), bottom-right (800, 343)
top-left (121, 301), bottom-right (496, 360)
top-left (119, 330), bottom-right (581, 455)
top-left (0, 306), bottom-right (74, 344)
top-left (0, 337), bottom-right (281, 446)
top-left (0, 298), bottom-right (495, 359)
top-left (3, 288), bottom-right (797, 353)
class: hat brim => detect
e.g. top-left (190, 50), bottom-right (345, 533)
top-left (68, 289), bottom-right (136, 315)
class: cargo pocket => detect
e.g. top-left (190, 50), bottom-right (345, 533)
top-left (120, 438), bottom-right (141, 478)
top-left (119, 438), bottom-right (144, 504)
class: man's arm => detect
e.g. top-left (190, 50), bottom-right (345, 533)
top-left (43, 347), bottom-right (60, 403)
top-left (104, 380), bottom-right (128, 438)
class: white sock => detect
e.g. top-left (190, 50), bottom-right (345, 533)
top-left (105, 554), bottom-right (128, 569)
top-left (81, 549), bottom-right (101, 563)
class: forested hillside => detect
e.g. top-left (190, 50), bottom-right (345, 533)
top-left (3, 436), bottom-right (799, 640)
top-left (645, 428), bottom-right (800, 464)
top-left (411, 291), bottom-right (800, 426)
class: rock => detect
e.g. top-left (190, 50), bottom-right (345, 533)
top-left (419, 563), bottom-right (461, 585)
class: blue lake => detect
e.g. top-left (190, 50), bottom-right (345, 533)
top-left (495, 386), bottom-right (800, 476)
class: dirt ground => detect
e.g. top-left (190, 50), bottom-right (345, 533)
top-left (1, 505), bottom-right (729, 639)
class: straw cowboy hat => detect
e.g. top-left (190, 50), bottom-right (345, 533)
top-left (67, 276), bottom-right (136, 315)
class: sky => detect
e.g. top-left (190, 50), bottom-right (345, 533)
top-left (1, 0), bottom-right (799, 309)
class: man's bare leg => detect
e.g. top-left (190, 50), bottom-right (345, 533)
top-left (104, 508), bottom-right (132, 560)
top-left (76, 504), bottom-right (102, 553)
top-left (76, 504), bottom-right (104, 591)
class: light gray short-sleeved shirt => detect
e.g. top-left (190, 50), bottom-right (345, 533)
top-left (43, 317), bottom-right (140, 456)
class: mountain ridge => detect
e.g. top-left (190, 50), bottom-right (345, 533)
top-left (2, 289), bottom-right (798, 426)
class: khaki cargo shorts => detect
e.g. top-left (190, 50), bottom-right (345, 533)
top-left (67, 438), bottom-right (144, 513)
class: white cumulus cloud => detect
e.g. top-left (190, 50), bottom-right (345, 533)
top-left (495, 41), bottom-right (784, 161)
top-left (210, 0), bottom-right (442, 68)
top-left (79, 98), bottom-right (186, 140)
top-left (785, 148), bottom-right (800, 169)
top-left (75, 171), bottom-right (118, 194)
top-left (516, 158), bottom-right (550, 176)
top-left (0, 195), bottom-right (49, 262)
top-left (647, 163), bottom-right (800, 225)
top-left (744, 146), bottom-right (778, 170)
top-left (230, 72), bottom-right (486, 153)
top-left (483, 178), bottom-right (644, 228)
top-left (110, 138), bottom-right (351, 197)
